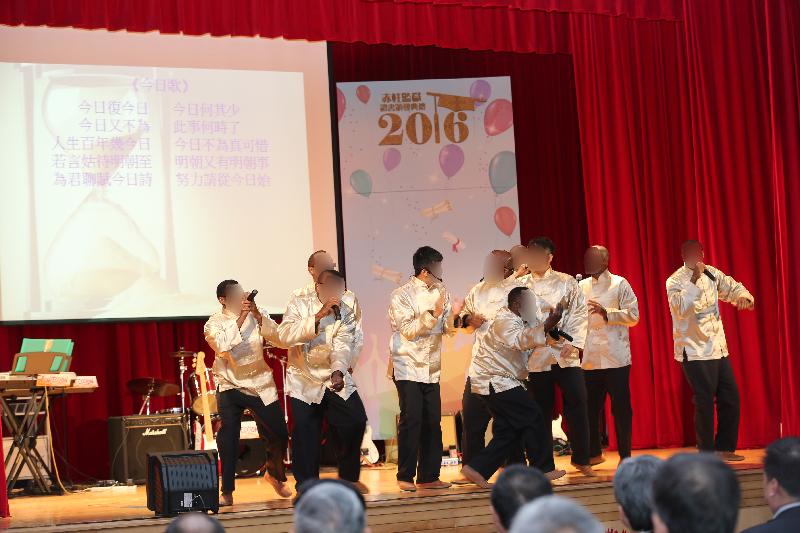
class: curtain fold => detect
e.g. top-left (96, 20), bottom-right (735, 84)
top-left (682, 0), bottom-right (781, 447)
top-left (0, 0), bottom-right (572, 53)
top-left (366, 0), bottom-right (683, 21)
top-left (764, 0), bottom-right (800, 438)
top-left (568, 14), bottom-right (698, 448)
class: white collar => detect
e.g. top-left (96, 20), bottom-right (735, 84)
top-left (590, 269), bottom-right (612, 283)
top-left (774, 501), bottom-right (800, 518)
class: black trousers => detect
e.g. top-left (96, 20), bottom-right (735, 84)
top-left (461, 378), bottom-right (526, 466)
top-left (585, 365), bottom-right (633, 459)
top-left (681, 356), bottom-right (740, 452)
top-left (527, 365), bottom-right (591, 466)
top-left (290, 390), bottom-right (367, 485)
top-left (467, 385), bottom-right (555, 480)
top-left (395, 379), bottom-right (442, 483)
top-left (217, 389), bottom-right (289, 494)
top-left (461, 378), bottom-right (492, 465)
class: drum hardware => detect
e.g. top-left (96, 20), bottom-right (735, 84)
top-left (265, 344), bottom-right (291, 465)
top-left (189, 367), bottom-right (217, 416)
top-left (127, 378), bottom-right (179, 415)
top-left (156, 407), bottom-right (184, 415)
top-left (169, 347), bottom-right (194, 415)
top-left (168, 347), bottom-right (197, 447)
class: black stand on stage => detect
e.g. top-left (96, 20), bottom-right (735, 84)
top-left (0, 389), bottom-right (60, 494)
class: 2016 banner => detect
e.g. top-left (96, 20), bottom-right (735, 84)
top-left (336, 77), bottom-right (519, 439)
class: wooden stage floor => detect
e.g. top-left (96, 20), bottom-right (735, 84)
top-left (1, 448), bottom-right (771, 532)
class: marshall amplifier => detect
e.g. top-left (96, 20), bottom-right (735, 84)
top-left (109, 414), bottom-right (188, 484)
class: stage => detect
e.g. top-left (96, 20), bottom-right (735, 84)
top-left (1, 448), bottom-right (771, 533)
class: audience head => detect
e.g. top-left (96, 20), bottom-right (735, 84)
top-left (762, 436), bottom-right (800, 513)
top-left (293, 479), bottom-right (367, 533)
top-left (527, 237), bottom-right (555, 272)
top-left (613, 455), bottom-right (663, 532)
top-left (413, 246), bottom-right (444, 284)
top-left (165, 512), bottom-right (224, 533)
top-left (509, 495), bottom-right (603, 533)
top-left (491, 465), bottom-right (553, 533)
top-left (652, 453), bottom-right (740, 533)
top-left (307, 250), bottom-right (337, 282)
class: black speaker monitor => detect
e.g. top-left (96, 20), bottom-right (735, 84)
top-left (147, 450), bottom-right (219, 516)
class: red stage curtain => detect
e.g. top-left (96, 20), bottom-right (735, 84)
top-left (681, 0), bottom-right (800, 439)
top-left (368, 0), bottom-right (683, 21)
top-left (764, 0), bottom-right (800, 438)
top-left (0, 0), bottom-right (572, 53)
top-left (568, 14), bottom-right (699, 447)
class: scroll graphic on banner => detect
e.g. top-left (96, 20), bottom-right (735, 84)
top-left (337, 77), bottom-right (519, 438)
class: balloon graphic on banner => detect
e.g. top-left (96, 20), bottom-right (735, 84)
top-left (494, 206), bottom-right (517, 236)
top-left (356, 85), bottom-right (371, 104)
top-left (484, 98), bottom-right (513, 136)
top-left (337, 87), bottom-right (346, 121)
top-left (489, 150), bottom-right (517, 194)
top-left (470, 79), bottom-right (491, 106)
top-left (383, 148), bottom-right (401, 171)
top-left (349, 169), bottom-right (372, 197)
top-left (438, 144), bottom-right (465, 178)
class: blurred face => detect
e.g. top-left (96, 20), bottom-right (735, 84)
top-left (316, 273), bottom-right (345, 302)
top-left (510, 245), bottom-right (528, 268)
top-left (584, 247), bottom-right (608, 276)
top-left (310, 252), bottom-right (337, 281)
top-left (423, 261), bottom-right (444, 284)
top-left (681, 242), bottom-right (704, 268)
top-left (483, 253), bottom-right (506, 282)
top-left (527, 245), bottom-right (552, 272)
top-left (220, 283), bottom-right (245, 313)
top-left (518, 290), bottom-right (539, 323)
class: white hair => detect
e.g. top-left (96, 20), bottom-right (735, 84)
top-left (293, 482), bottom-right (365, 533)
top-left (613, 455), bottom-right (663, 531)
top-left (509, 495), bottom-right (603, 533)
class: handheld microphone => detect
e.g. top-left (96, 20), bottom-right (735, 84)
top-left (703, 269), bottom-right (716, 282)
top-left (548, 329), bottom-right (574, 343)
top-left (247, 289), bottom-right (258, 302)
top-left (332, 305), bottom-right (341, 321)
top-left (576, 274), bottom-right (583, 282)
